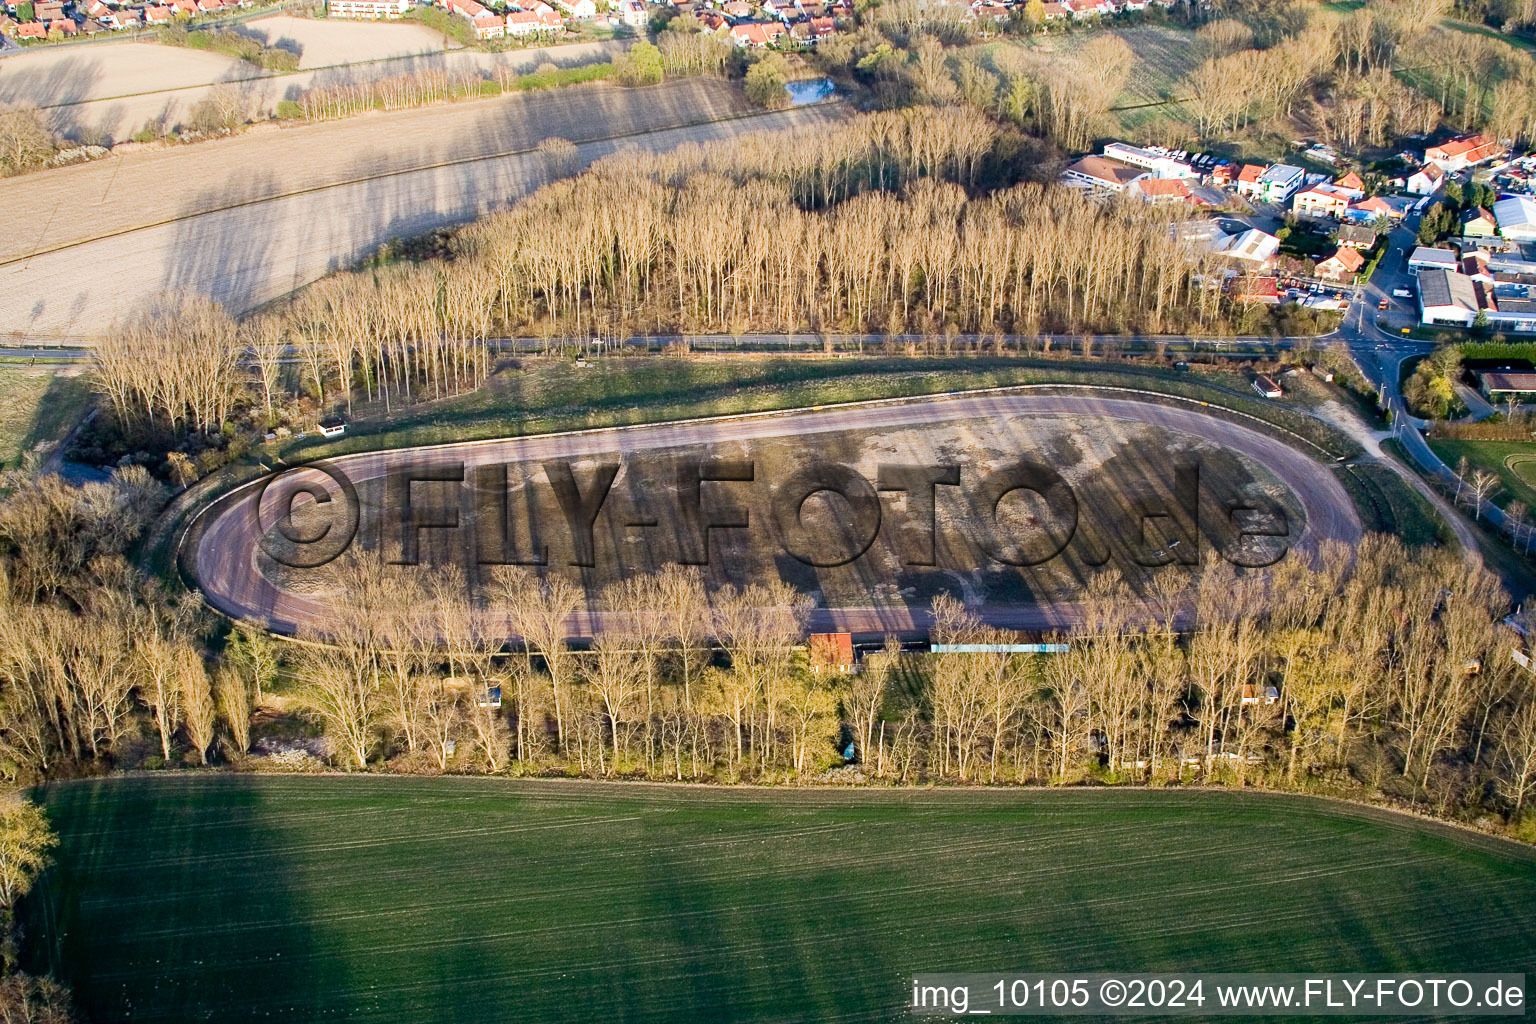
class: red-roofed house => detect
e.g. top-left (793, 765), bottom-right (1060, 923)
top-left (47, 18), bottom-right (76, 34)
top-left (1040, 1), bottom-right (1069, 18)
top-left (1130, 177), bottom-right (1192, 204)
top-left (1406, 162), bottom-right (1445, 196)
top-left (1233, 276), bottom-right (1280, 305)
top-left (1292, 183), bottom-right (1354, 220)
top-left (1426, 134), bottom-right (1504, 172)
top-left (1317, 246), bottom-right (1366, 283)
top-left (729, 20), bottom-right (785, 45)
top-left (504, 8), bottom-right (561, 34)
top-left (143, 5), bottom-right (171, 22)
top-left (1234, 163), bottom-right (1266, 199)
top-left (809, 633), bottom-right (855, 674)
top-left (1334, 171), bottom-right (1366, 197)
top-left (14, 19), bottom-right (46, 37)
top-left (1349, 195), bottom-right (1403, 221)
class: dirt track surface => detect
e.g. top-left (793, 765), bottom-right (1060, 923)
top-left (0, 32), bottom-right (621, 141)
top-left (0, 81), bottom-right (839, 340)
top-left (186, 391), bottom-right (1363, 639)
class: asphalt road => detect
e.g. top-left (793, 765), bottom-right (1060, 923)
top-left (185, 390), bottom-right (1363, 640)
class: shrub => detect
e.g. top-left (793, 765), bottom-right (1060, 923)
top-left (613, 40), bottom-right (665, 86)
top-left (260, 48), bottom-right (300, 73)
top-left (744, 54), bottom-right (790, 109)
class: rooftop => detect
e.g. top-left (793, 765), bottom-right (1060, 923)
top-left (1417, 268), bottom-right (1478, 312)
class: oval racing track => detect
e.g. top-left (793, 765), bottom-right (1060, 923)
top-left (184, 390), bottom-right (1364, 638)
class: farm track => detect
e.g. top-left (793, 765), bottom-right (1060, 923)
top-left (0, 82), bottom-right (844, 339)
top-left (185, 389), bottom-right (1363, 638)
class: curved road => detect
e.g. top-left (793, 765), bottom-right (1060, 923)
top-left (186, 389), bottom-right (1362, 639)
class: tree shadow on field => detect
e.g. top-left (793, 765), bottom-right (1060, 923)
top-left (19, 776), bottom-right (335, 1024)
top-left (0, 54), bottom-right (103, 140)
top-left (17, 371), bottom-right (92, 466)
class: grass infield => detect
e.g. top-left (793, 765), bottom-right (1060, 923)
top-left (21, 777), bottom-right (1536, 1023)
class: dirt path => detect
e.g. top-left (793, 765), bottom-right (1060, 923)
top-left (185, 389), bottom-right (1362, 638)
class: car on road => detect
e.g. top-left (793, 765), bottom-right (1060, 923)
top-left (1379, 299), bottom-right (1390, 310)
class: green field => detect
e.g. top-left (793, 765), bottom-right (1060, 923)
top-left (281, 356), bottom-right (1358, 462)
top-left (0, 367), bottom-right (93, 470)
top-left (22, 777), bottom-right (1536, 1024)
top-left (1428, 438), bottom-right (1536, 513)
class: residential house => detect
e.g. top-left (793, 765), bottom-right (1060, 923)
top-left (556, 0), bottom-right (595, 16)
top-left (504, 7), bottom-right (561, 33)
top-left (329, 0), bottom-right (412, 16)
top-left (1316, 246), bottom-right (1365, 283)
top-left (14, 18), bottom-right (45, 36)
top-left (1462, 206), bottom-right (1499, 238)
top-left (143, 4), bottom-right (170, 22)
top-left (1346, 195), bottom-right (1407, 223)
top-left (1406, 163), bottom-right (1445, 196)
top-left (1059, 155), bottom-right (1145, 193)
top-left (1241, 683), bottom-right (1281, 705)
top-left (1040, 1), bottom-right (1069, 19)
top-left (1254, 164), bottom-right (1305, 203)
top-left (46, 18), bottom-right (76, 34)
top-left (617, 0), bottom-right (646, 25)
top-left (1234, 163), bottom-right (1266, 199)
top-left (1333, 171), bottom-right (1366, 198)
top-left (1337, 224), bottom-right (1377, 250)
top-left (729, 20), bottom-right (784, 44)
top-left (1494, 196), bottom-right (1536, 242)
top-left (1417, 267), bottom-right (1480, 326)
top-left (1292, 183), bottom-right (1354, 220)
top-left (1426, 133), bottom-right (1505, 172)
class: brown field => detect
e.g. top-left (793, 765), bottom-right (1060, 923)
top-left (0, 31), bottom-right (622, 142)
top-left (0, 80), bottom-right (842, 340)
top-left (234, 13), bottom-right (453, 68)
